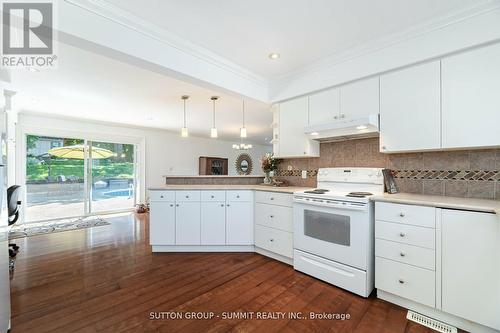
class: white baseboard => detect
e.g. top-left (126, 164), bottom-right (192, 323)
top-left (377, 290), bottom-right (499, 333)
top-left (254, 247), bottom-right (293, 265)
top-left (152, 245), bottom-right (255, 252)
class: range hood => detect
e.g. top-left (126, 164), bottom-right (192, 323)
top-left (304, 114), bottom-right (379, 142)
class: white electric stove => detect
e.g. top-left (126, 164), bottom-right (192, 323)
top-left (293, 167), bottom-right (384, 297)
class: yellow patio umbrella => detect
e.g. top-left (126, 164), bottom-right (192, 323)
top-left (48, 144), bottom-right (114, 159)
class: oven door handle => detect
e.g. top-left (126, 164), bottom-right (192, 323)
top-left (293, 197), bottom-right (367, 211)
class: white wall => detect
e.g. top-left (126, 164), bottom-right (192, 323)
top-left (16, 114), bottom-right (271, 202)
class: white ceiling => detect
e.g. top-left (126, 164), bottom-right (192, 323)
top-left (10, 43), bottom-right (272, 145)
top-left (103, 0), bottom-right (486, 77)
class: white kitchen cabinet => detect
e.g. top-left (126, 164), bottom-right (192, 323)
top-left (200, 202), bottom-right (226, 245)
top-left (175, 202), bottom-right (201, 245)
top-left (340, 77), bottom-right (379, 119)
top-left (226, 201), bottom-right (254, 245)
top-left (277, 96), bottom-right (319, 158)
top-left (149, 200), bottom-right (175, 245)
top-left (442, 43), bottom-right (500, 149)
top-left (441, 209), bottom-right (500, 331)
top-left (309, 88), bottom-right (340, 124)
top-left (379, 61), bottom-right (441, 152)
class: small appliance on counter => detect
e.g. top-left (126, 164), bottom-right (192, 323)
top-left (293, 167), bottom-right (384, 297)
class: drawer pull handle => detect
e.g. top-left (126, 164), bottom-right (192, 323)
top-left (270, 215), bottom-right (274, 218)
top-left (211, 195), bottom-right (214, 198)
top-left (270, 197), bottom-right (274, 200)
top-left (400, 252), bottom-right (406, 257)
top-left (176, 204), bottom-right (179, 207)
top-left (236, 195), bottom-right (240, 198)
top-left (170, 204), bottom-right (174, 207)
top-left (160, 195), bottom-right (164, 198)
top-left (227, 204), bottom-right (230, 207)
top-left (398, 279), bottom-right (405, 284)
top-left (399, 212), bottom-right (405, 217)
top-left (186, 195), bottom-right (189, 198)
top-left (220, 204), bottom-right (224, 207)
top-left (270, 238), bottom-right (274, 242)
top-left (399, 232), bottom-right (406, 237)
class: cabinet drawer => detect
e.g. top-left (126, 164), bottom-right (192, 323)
top-left (255, 224), bottom-right (293, 258)
top-left (226, 190), bottom-right (253, 202)
top-left (376, 221), bottom-right (435, 249)
top-left (375, 202), bottom-right (435, 228)
top-left (150, 190), bottom-right (175, 202)
top-left (375, 257), bottom-right (435, 308)
top-left (175, 190), bottom-right (201, 202)
top-left (375, 239), bottom-right (435, 270)
top-left (200, 190), bottom-right (225, 202)
top-left (255, 203), bottom-right (293, 232)
top-left (255, 191), bottom-right (292, 207)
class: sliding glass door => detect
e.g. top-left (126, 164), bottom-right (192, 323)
top-left (25, 135), bottom-right (137, 222)
top-left (89, 141), bottom-right (136, 213)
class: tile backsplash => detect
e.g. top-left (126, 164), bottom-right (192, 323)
top-left (275, 137), bottom-right (500, 200)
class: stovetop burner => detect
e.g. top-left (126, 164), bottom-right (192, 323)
top-left (304, 189), bottom-right (330, 194)
top-left (346, 192), bottom-right (373, 198)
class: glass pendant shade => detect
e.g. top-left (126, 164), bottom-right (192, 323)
top-left (240, 127), bottom-right (247, 138)
top-left (181, 127), bottom-right (188, 137)
top-left (210, 127), bottom-right (218, 138)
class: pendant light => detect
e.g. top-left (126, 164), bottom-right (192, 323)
top-left (240, 99), bottom-right (247, 138)
top-left (210, 96), bottom-right (218, 138)
top-left (181, 95), bottom-right (189, 137)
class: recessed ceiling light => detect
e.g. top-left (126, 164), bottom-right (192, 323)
top-left (310, 132), bottom-right (319, 136)
top-left (356, 125), bottom-right (368, 130)
top-left (268, 53), bottom-right (280, 60)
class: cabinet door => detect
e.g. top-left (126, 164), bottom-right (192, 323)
top-left (309, 88), bottom-right (340, 124)
top-left (279, 97), bottom-right (319, 157)
top-left (340, 77), bottom-right (379, 119)
top-left (149, 201), bottom-right (175, 245)
top-left (379, 61), bottom-right (441, 152)
top-left (226, 202), bottom-right (254, 245)
top-left (442, 209), bottom-right (500, 330)
top-left (442, 43), bottom-right (500, 149)
top-left (175, 202), bottom-right (201, 245)
top-left (201, 202), bottom-right (226, 245)
top-left (271, 104), bottom-right (280, 156)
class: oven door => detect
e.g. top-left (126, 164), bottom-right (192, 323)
top-left (293, 202), bottom-right (370, 270)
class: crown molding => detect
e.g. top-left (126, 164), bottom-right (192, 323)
top-left (272, 0), bottom-right (500, 86)
top-left (63, 0), bottom-right (268, 88)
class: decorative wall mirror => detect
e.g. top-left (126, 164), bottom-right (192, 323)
top-left (235, 153), bottom-right (253, 175)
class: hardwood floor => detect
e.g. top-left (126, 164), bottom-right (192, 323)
top-left (9, 213), bottom-right (435, 333)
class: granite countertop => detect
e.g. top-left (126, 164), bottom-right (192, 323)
top-left (149, 184), bottom-right (313, 194)
top-left (163, 175), bottom-right (264, 178)
top-left (371, 193), bottom-right (500, 215)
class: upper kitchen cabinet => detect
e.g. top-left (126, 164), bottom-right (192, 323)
top-left (340, 77), bottom-right (379, 119)
top-left (270, 104), bottom-right (280, 156)
top-left (276, 96), bottom-right (319, 158)
top-left (309, 88), bottom-right (340, 124)
top-left (442, 43), bottom-right (500, 149)
top-left (379, 60), bottom-right (441, 153)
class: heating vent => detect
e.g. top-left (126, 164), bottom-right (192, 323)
top-left (406, 311), bottom-right (457, 333)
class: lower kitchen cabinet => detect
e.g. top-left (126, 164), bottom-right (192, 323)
top-left (200, 202), bottom-right (226, 245)
top-left (226, 201), bottom-right (254, 245)
top-left (441, 209), bottom-right (500, 331)
top-left (175, 202), bottom-right (201, 245)
top-left (149, 200), bottom-right (175, 245)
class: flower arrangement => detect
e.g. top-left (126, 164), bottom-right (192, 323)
top-left (260, 153), bottom-right (280, 173)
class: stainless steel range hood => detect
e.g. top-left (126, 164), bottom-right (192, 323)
top-left (304, 114), bottom-right (379, 142)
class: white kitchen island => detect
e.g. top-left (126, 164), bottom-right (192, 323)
top-left (148, 185), bottom-right (311, 264)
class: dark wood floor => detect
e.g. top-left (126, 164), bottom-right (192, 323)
top-left (9, 213), bottom-right (435, 333)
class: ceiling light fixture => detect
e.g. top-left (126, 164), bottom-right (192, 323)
top-left (210, 96), bottom-right (219, 138)
top-left (356, 125), bottom-right (368, 130)
top-left (181, 95), bottom-right (189, 137)
top-left (240, 99), bottom-right (247, 138)
top-left (268, 53), bottom-right (280, 60)
top-left (310, 132), bottom-right (319, 136)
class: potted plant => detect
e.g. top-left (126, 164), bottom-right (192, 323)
top-left (260, 153), bottom-right (280, 184)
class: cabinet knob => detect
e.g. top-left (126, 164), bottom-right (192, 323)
top-left (236, 195), bottom-right (240, 198)
top-left (398, 279), bottom-right (405, 284)
top-left (270, 197), bottom-right (274, 201)
top-left (211, 195), bottom-right (214, 198)
top-left (170, 204), bottom-right (174, 207)
top-left (270, 238), bottom-right (274, 242)
top-left (303, 152), bottom-right (306, 155)
top-left (400, 252), bottom-right (406, 257)
top-left (176, 204), bottom-right (179, 207)
top-left (220, 204), bottom-right (224, 207)
top-left (382, 146), bottom-right (387, 150)
top-left (334, 115), bottom-right (338, 120)
top-left (399, 232), bottom-right (406, 237)
top-left (185, 195), bottom-right (189, 198)
top-left (399, 212), bottom-right (405, 217)
top-left (270, 215), bottom-right (274, 218)
top-left (227, 204), bottom-right (230, 207)
top-left (340, 114), bottom-right (345, 119)
top-left (160, 195), bottom-right (164, 198)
